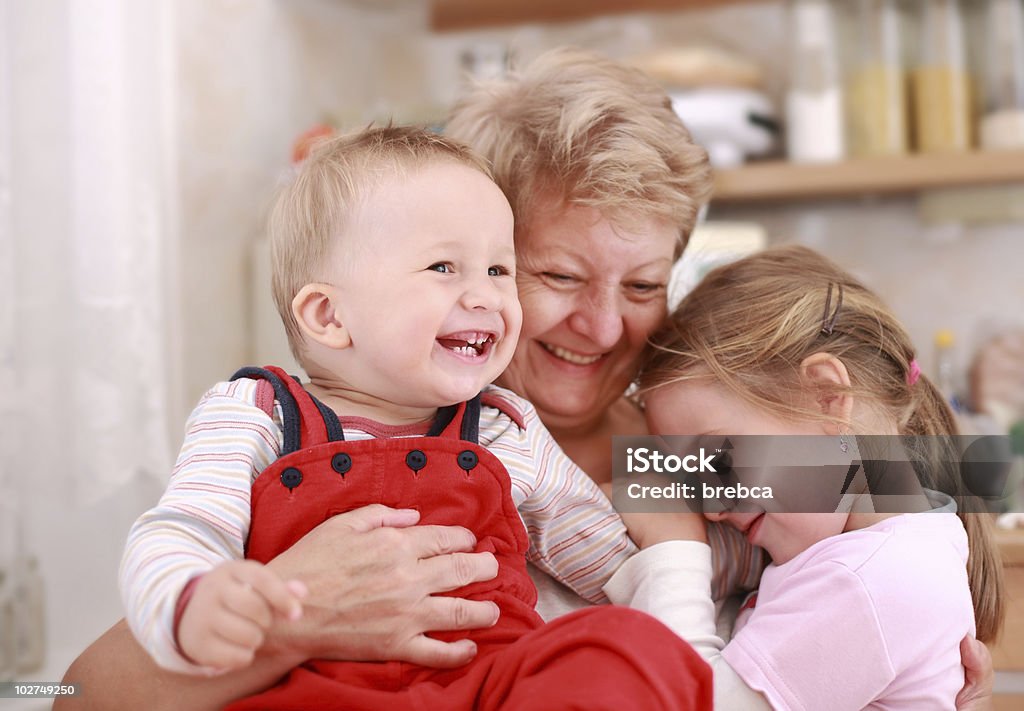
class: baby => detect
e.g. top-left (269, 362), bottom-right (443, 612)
top-left (119, 126), bottom-right (712, 710)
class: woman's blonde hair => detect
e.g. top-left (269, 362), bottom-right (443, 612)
top-left (268, 125), bottom-right (491, 360)
top-left (639, 245), bottom-right (1004, 642)
top-left (445, 47), bottom-right (712, 257)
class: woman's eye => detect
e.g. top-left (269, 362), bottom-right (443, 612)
top-left (428, 263), bottom-right (454, 273)
top-left (488, 265), bottom-right (512, 277)
top-left (541, 272), bottom-right (577, 284)
top-left (628, 282), bottom-right (665, 294)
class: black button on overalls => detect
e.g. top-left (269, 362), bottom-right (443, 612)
top-left (332, 453), bottom-right (352, 476)
top-left (281, 467), bottom-right (303, 491)
top-left (406, 449), bottom-right (427, 473)
top-left (457, 450), bottom-right (479, 472)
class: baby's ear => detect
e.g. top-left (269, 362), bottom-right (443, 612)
top-left (800, 352), bottom-right (853, 430)
top-left (292, 283), bottom-right (351, 349)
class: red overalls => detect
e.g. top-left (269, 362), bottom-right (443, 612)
top-left (224, 367), bottom-right (712, 711)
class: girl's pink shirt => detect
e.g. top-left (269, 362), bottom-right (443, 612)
top-left (723, 511), bottom-right (973, 710)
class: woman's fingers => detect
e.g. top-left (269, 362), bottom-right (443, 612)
top-left (956, 635), bottom-right (994, 710)
top-left (402, 524), bottom-right (480, 557)
top-left (327, 503), bottom-right (422, 533)
top-left (417, 551), bottom-right (499, 592)
top-left (262, 509), bottom-right (502, 667)
top-left (399, 636), bottom-right (478, 669)
top-left (418, 595), bottom-right (500, 632)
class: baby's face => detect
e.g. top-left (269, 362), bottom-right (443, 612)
top-left (644, 379), bottom-right (850, 564)
top-left (325, 162), bottom-right (521, 408)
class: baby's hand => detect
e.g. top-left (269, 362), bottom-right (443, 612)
top-left (177, 560), bottom-right (307, 672)
top-left (600, 482), bottom-right (708, 548)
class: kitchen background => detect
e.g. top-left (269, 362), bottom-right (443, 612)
top-left (2, 0), bottom-right (1023, 707)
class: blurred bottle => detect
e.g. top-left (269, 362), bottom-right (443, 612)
top-left (911, 0), bottom-right (973, 152)
top-left (971, 329), bottom-right (1024, 429)
top-left (0, 570), bottom-right (14, 681)
top-left (460, 42), bottom-right (509, 83)
top-left (969, 330), bottom-right (1024, 512)
top-left (935, 328), bottom-right (963, 412)
top-left (980, 0), bottom-right (1024, 149)
top-left (12, 555), bottom-right (45, 673)
top-left (848, 0), bottom-right (909, 156)
top-left (786, 0), bottom-right (846, 163)
top-left (1011, 419), bottom-right (1024, 512)
top-left (0, 500), bottom-right (14, 681)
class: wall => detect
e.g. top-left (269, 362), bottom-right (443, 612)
top-left (0, 0), bottom-right (401, 687)
top-left (2, 0), bottom-right (180, 691)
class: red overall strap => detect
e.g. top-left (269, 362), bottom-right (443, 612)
top-left (263, 365), bottom-right (332, 448)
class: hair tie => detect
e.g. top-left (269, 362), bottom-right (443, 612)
top-left (907, 359), bottom-right (921, 386)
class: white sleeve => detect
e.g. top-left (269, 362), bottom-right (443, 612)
top-left (117, 380), bottom-right (281, 674)
top-left (604, 542), bottom-right (775, 710)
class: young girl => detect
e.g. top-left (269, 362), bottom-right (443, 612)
top-left (604, 245), bottom-right (1004, 710)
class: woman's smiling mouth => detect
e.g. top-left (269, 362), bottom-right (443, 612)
top-left (539, 342), bottom-right (603, 365)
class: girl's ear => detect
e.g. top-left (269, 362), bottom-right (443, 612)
top-left (292, 283), bottom-right (351, 350)
top-left (800, 352), bottom-right (853, 433)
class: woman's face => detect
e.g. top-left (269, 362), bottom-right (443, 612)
top-left (497, 201), bottom-right (678, 429)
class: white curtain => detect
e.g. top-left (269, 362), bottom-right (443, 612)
top-left (2, 0), bottom-right (179, 529)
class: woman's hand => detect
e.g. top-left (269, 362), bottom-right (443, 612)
top-left (956, 635), bottom-right (995, 711)
top-left (263, 504), bottom-right (500, 668)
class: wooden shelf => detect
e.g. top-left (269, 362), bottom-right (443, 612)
top-left (427, 3), bottom-right (1024, 205)
top-left (712, 151), bottom-right (1024, 204)
top-left (430, 0), bottom-right (759, 31)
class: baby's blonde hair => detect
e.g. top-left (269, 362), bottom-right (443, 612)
top-left (639, 245), bottom-right (1004, 642)
top-left (268, 125), bottom-right (491, 361)
top-left (446, 47), bottom-right (711, 257)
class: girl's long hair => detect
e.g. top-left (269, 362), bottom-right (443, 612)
top-left (639, 245), bottom-right (1003, 642)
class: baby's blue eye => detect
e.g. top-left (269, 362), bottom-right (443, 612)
top-left (488, 265), bottom-right (512, 277)
top-left (429, 263), bottom-right (454, 273)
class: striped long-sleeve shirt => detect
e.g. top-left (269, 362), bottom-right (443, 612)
top-left (120, 378), bottom-right (763, 673)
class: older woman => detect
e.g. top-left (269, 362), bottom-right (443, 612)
top-left (58, 48), bottom-right (992, 710)
top-left (445, 48), bottom-right (765, 621)
top-left (447, 47), bottom-right (710, 485)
